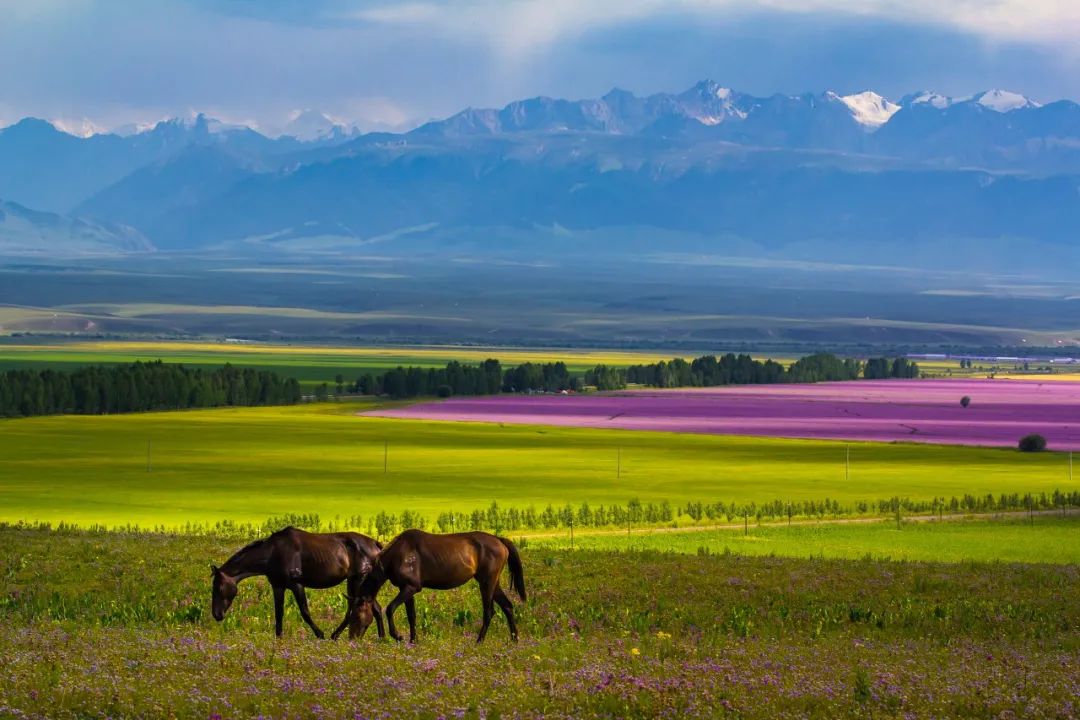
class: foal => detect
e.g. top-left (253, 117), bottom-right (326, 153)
top-left (335, 529), bottom-right (526, 643)
top-left (211, 526), bottom-right (384, 638)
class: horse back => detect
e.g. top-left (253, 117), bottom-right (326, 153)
top-left (387, 530), bottom-right (508, 590)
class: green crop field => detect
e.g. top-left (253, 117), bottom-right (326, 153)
top-left (1, 399), bottom-right (1074, 530)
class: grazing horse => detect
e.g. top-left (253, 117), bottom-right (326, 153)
top-left (211, 526), bottom-right (384, 639)
top-left (336, 529), bottom-right (525, 644)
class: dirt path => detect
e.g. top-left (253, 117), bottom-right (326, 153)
top-left (512, 507), bottom-right (1079, 541)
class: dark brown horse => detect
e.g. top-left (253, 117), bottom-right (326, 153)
top-left (339, 529), bottom-right (525, 644)
top-left (211, 526), bottom-right (384, 639)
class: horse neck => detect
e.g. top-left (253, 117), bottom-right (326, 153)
top-left (222, 541), bottom-right (270, 581)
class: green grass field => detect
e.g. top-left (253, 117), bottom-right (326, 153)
top-left (1, 400), bottom-right (1074, 530)
top-left (532, 515), bottom-right (1080, 563)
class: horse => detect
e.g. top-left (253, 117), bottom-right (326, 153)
top-left (336, 529), bottom-right (526, 644)
top-left (211, 526), bottom-right (385, 639)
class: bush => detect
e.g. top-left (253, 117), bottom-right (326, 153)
top-left (1018, 434), bottom-right (1047, 452)
top-left (960, 396), bottom-right (971, 408)
top-left (436, 384), bottom-right (453, 398)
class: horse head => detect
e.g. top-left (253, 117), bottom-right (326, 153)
top-left (348, 595), bottom-right (377, 639)
top-left (210, 564), bottom-right (238, 621)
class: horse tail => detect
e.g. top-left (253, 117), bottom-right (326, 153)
top-left (499, 537), bottom-right (526, 602)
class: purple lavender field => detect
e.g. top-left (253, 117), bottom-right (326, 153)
top-left (368, 379), bottom-right (1080, 450)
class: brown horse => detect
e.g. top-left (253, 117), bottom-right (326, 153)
top-left (211, 526), bottom-right (384, 639)
top-left (338, 529), bottom-right (526, 644)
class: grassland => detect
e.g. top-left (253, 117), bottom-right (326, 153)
top-left (1, 527), bottom-right (1076, 718)
top-left (1, 400), bottom-right (1075, 530)
top-left (531, 515), bottom-right (1080, 564)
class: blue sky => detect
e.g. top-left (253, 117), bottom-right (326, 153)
top-left (0, 0), bottom-right (1077, 133)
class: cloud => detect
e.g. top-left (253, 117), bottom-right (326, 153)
top-left (350, 0), bottom-right (1080, 50)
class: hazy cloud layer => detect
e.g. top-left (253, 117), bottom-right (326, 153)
top-left (0, 0), bottom-right (1076, 132)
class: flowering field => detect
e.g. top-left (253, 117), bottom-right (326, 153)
top-left (1, 527), bottom-right (1077, 718)
top-left (369, 379), bottom-right (1080, 450)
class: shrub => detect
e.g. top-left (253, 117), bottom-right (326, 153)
top-left (1018, 434), bottom-right (1047, 452)
top-left (960, 396), bottom-right (971, 408)
top-left (436, 384), bottom-right (453, 398)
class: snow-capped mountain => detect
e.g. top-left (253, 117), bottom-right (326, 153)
top-left (2, 80), bottom-right (1078, 270)
top-left (902, 89), bottom-right (1041, 113)
top-left (835, 91), bottom-right (900, 128)
top-left (278, 109), bottom-right (359, 141)
top-left (45, 118), bottom-right (107, 138)
top-left (968, 89), bottom-right (1041, 112)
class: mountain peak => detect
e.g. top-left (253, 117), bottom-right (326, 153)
top-left (280, 109), bottom-right (356, 141)
top-left (837, 90), bottom-right (900, 129)
top-left (904, 91), bottom-right (953, 109)
top-left (970, 89), bottom-right (1040, 112)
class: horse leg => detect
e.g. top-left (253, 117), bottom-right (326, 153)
top-left (372, 600), bottom-right (386, 639)
top-left (272, 584), bottom-right (286, 638)
top-left (330, 596), bottom-right (360, 641)
top-left (289, 584), bottom-right (325, 639)
top-left (475, 577), bottom-right (497, 644)
top-left (385, 586), bottom-right (418, 642)
top-left (494, 586), bottom-right (518, 642)
top-left (330, 577), bottom-right (362, 641)
top-left (405, 595), bottom-right (418, 644)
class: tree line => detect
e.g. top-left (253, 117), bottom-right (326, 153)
top-left (337, 353), bottom-right (920, 399)
top-left (587, 353), bottom-right (916, 391)
top-left (0, 361), bottom-right (302, 417)
top-left (348, 360), bottom-right (576, 399)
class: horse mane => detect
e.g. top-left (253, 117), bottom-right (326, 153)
top-left (221, 536), bottom-right (270, 573)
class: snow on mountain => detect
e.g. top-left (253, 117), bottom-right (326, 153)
top-left (111, 121), bottom-right (161, 137)
top-left (906, 92), bottom-right (954, 109)
top-left (970, 89), bottom-right (1041, 112)
top-left (47, 117), bottom-right (107, 138)
top-left (836, 91), bottom-right (900, 129)
top-left (677, 80), bottom-right (749, 125)
top-left (280, 109), bottom-right (357, 141)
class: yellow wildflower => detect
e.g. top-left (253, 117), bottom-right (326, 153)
top-left (630, 647), bottom-right (641, 656)
top-left (656, 631), bottom-right (671, 640)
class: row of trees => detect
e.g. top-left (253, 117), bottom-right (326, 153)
top-left (344, 353), bottom-right (921, 400)
top-left (863, 357), bottom-right (920, 379)
top-left (0, 362), bottom-right (302, 417)
top-left (586, 353), bottom-right (913, 391)
top-left (350, 360), bottom-right (578, 399)
top-left (101, 489), bottom-right (1074, 541)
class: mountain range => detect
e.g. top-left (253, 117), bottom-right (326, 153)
top-left (2, 81), bottom-right (1078, 271)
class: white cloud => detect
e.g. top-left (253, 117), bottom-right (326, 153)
top-left (351, 0), bottom-right (1080, 51)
